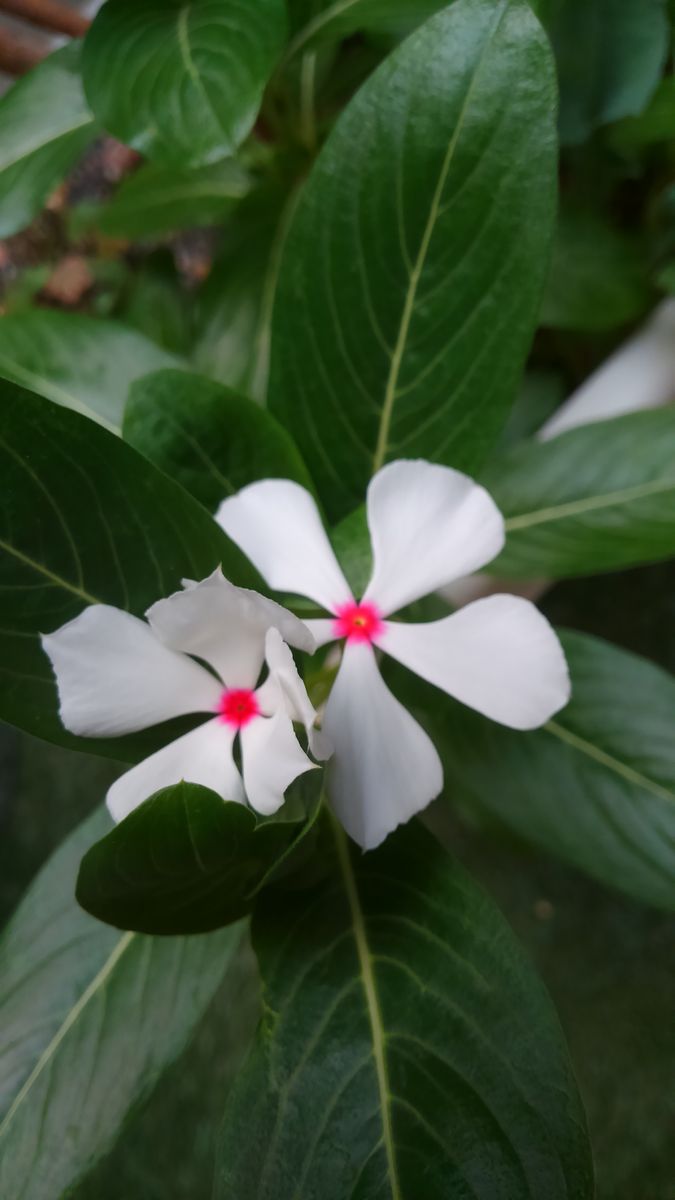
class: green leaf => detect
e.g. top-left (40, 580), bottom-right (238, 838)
top-left (193, 184), bottom-right (298, 401)
top-left (609, 76), bottom-right (675, 150)
top-left (0, 311), bottom-right (181, 432)
top-left (269, 0), bottom-right (557, 519)
top-left (495, 369), bottom-right (565, 451)
top-left (482, 409), bottom-right (675, 578)
top-left (0, 44), bottom-right (96, 238)
top-left (93, 159), bottom-right (251, 238)
top-left (120, 252), bottom-right (194, 356)
top-left (0, 805), bottom-right (243, 1200)
top-left (216, 818), bottom-right (593, 1198)
top-left (405, 631), bottom-right (675, 913)
top-left (82, 0), bottom-right (287, 167)
top-left (541, 208), bottom-right (651, 332)
top-left (544, 0), bottom-right (669, 146)
top-left (77, 777), bottom-right (323, 935)
top-left (285, 0), bottom-right (447, 57)
top-left (0, 380), bottom-right (258, 758)
top-left (124, 368), bottom-right (313, 512)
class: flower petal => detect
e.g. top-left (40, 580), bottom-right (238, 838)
top-left (256, 627), bottom-right (332, 761)
top-left (146, 568), bottom-right (314, 690)
top-left (303, 618), bottom-right (338, 649)
top-left (106, 718), bottom-right (243, 823)
top-left (216, 480), bottom-right (353, 613)
top-left (362, 460), bottom-right (505, 616)
top-left (323, 642), bottom-right (443, 851)
top-left (241, 709), bottom-right (316, 816)
top-left (42, 606), bottom-right (222, 738)
top-left (378, 595), bottom-right (570, 730)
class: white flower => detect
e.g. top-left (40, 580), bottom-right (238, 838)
top-left (216, 460), bottom-right (570, 851)
top-left (42, 569), bottom-right (321, 823)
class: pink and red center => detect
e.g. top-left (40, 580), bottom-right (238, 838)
top-left (333, 601), bottom-right (383, 644)
top-left (218, 688), bottom-right (260, 728)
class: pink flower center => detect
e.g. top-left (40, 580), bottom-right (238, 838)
top-left (333, 601), bottom-right (383, 644)
top-left (217, 688), bottom-right (260, 728)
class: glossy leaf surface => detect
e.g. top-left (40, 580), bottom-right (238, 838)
top-left (82, 0), bottom-right (287, 166)
top-left (270, 0), bottom-right (557, 518)
top-left (0, 45), bottom-right (95, 238)
top-left (399, 631), bottom-right (675, 912)
top-left (484, 410), bottom-right (675, 578)
top-left (0, 805), bottom-right (243, 1200)
top-left (0, 381), bottom-right (257, 757)
top-left (0, 311), bottom-right (179, 432)
top-left (124, 368), bottom-right (312, 512)
top-left (217, 819), bottom-right (593, 1198)
top-left (77, 778), bottom-right (322, 934)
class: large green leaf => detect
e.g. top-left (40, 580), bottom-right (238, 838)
top-left (269, 0), bottom-right (557, 519)
top-left (216, 818), bottom-right (593, 1198)
top-left (0, 380), bottom-right (258, 757)
top-left (0, 45), bottom-right (96, 238)
top-left (193, 185), bottom-right (298, 401)
top-left (0, 311), bottom-right (180, 432)
top-left (82, 0), bottom-right (287, 167)
top-left (541, 208), bottom-right (651, 332)
top-left (77, 777), bottom-right (322, 934)
top-left (543, 0), bottom-right (669, 145)
top-left (124, 368), bottom-right (312, 512)
top-left (92, 159), bottom-right (251, 238)
top-left (482, 410), bottom-right (675, 578)
top-left (0, 805), bottom-right (243, 1200)
top-left (397, 631), bottom-right (675, 912)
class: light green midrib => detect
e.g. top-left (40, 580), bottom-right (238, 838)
top-left (371, 4), bottom-right (506, 474)
top-left (332, 816), bottom-right (402, 1200)
top-left (546, 720), bottom-right (675, 806)
top-left (503, 477), bottom-right (675, 532)
top-left (284, 0), bottom-right (361, 61)
top-left (0, 536), bottom-right (99, 606)
top-left (0, 932), bottom-right (135, 1140)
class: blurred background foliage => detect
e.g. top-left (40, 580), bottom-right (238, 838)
top-left (1, 0), bottom-right (674, 1195)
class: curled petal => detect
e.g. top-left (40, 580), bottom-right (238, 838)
top-left (106, 718), bottom-right (243, 823)
top-left (216, 480), bottom-right (353, 613)
top-left (362, 459), bottom-right (505, 616)
top-left (378, 595), bottom-right (570, 731)
top-left (146, 568), bottom-right (314, 690)
top-left (42, 606), bottom-right (222, 738)
top-left (323, 642), bottom-right (443, 850)
top-left (256, 627), bottom-right (332, 761)
top-left (241, 709), bottom-right (316, 816)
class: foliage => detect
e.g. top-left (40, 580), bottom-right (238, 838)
top-left (1, 0), bottom-right (674, 1193)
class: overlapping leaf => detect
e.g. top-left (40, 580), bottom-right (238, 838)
top-left (77, 777), bottom-right (322, 934)
top-left (483, 410), bottom-right (675, 577)
top-left (395, 631), bottom-right (675, 912)
top-left (0, 805), bottom-right (243, 1200)
top-left (124, 368), bottom-right (312, 512)
top-left (217, 819), bottom-right (593, 1198)
top-left (0, 45), bottom-right (95, 238)
top-left (270, 0), bottom-right (557, 519)
top-left (193, 184), bottom-right (298, 400)
top-left (82, 0), bottom-right (287, 166)
top-left (543, 0), bottom-right (669, 145)
top-left (0, 381), bottom-right (258, 757)
top-left (0, 311), bottom-right (180, 432)
top-left (92, 160), bottom-right (251, 238)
